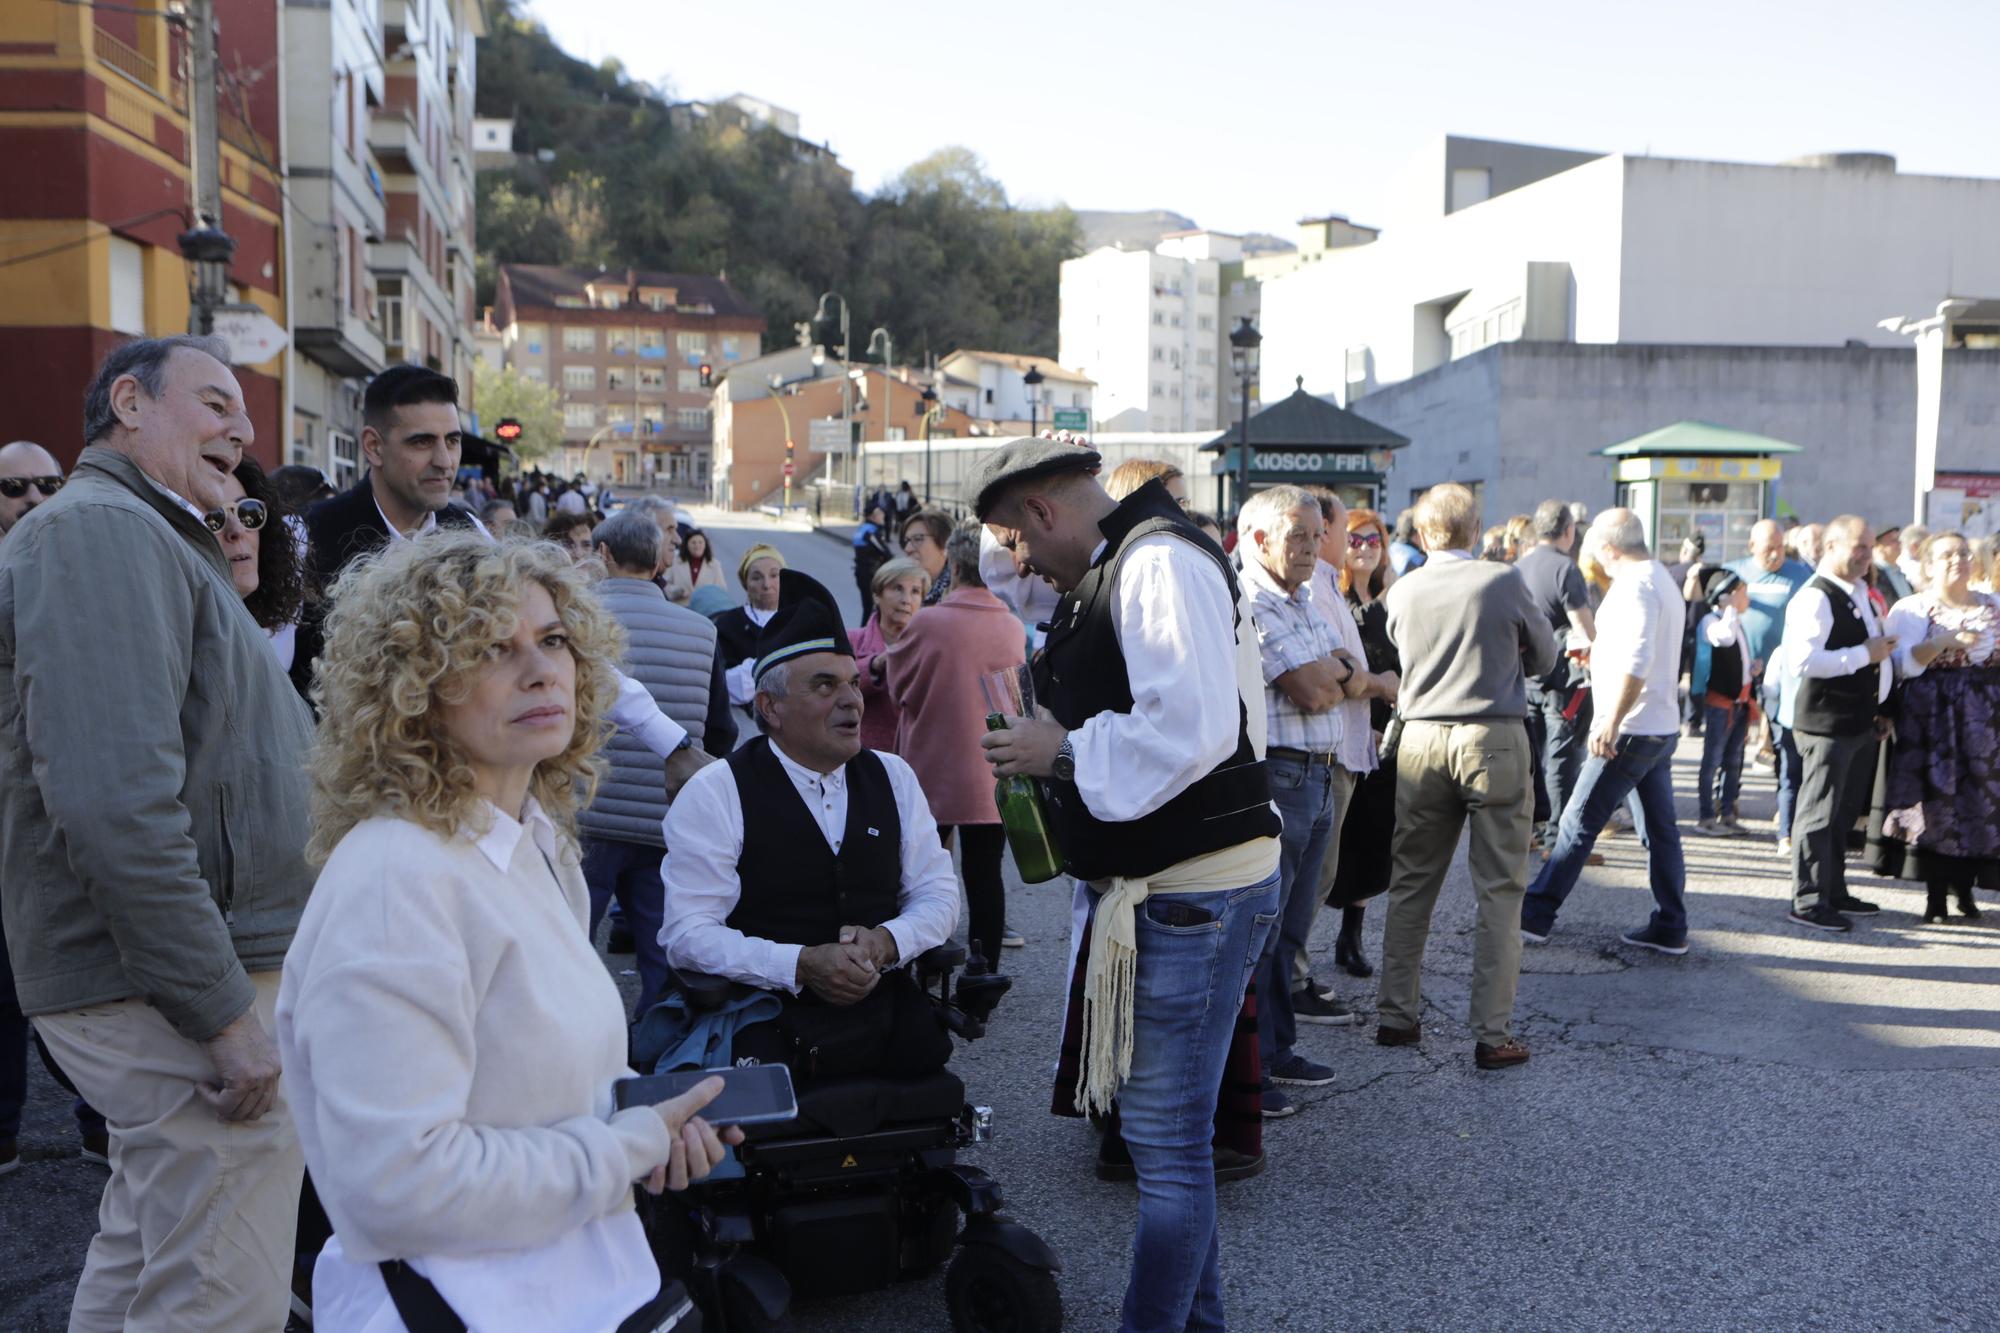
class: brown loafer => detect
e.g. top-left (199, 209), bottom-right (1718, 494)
top-left (1474, 1039), bottom-right (1531, 1069)
top-left (1375, 1023), bottom-right (1421, 1047)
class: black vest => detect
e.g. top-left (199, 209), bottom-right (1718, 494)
top-left (724, 739), bottom-right (902, 946)
top-left (1033, 481), bottom-right (1280, 882)
top-left (1708, 633), bottom-right (1743, 702)
top-left (1794, 576), bottom-right (1878, 737)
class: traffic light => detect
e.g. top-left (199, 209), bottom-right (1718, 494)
top-left (698, 363), bottom-right (713, 388)
top-left (494, 417), bottom-right (522, 443)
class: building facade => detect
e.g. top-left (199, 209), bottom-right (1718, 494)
top-left (493, 263), bottom-right (765, 487)
top-left (0, 0), bottom-right (288, 464)
top-left (1060, 242), bottom-right (1227, 434)
top-left (935, 350), bottom-right (1093, 430)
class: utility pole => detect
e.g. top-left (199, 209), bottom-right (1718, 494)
top-left (178, 0), bottom-right (235, 336)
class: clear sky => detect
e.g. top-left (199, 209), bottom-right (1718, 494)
top-left (519, 0), bottom-right (1999, 238)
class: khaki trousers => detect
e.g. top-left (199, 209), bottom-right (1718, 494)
top-left (1376, 720), bottom-right (1533, 1046)
top-left (1290, 764), bottom-right (1358, 991)
top-left (35, 971), bottom-right (301, 1333)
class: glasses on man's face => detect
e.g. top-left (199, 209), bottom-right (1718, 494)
top-left (0, 476), bottom-right (63, 499)
top-left (202, 498), bottom-right (268, 534)
top-left (1348, 532), bottom-right (1383, 550)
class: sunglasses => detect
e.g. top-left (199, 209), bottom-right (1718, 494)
top-left (0, 475), bottom-right (63, 499)
top-left (202, 498), bottom-right (268, 534)
top-left (1347, 532), bottom-right (1383, 549)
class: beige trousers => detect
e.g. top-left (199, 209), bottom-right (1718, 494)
top-left (1375, 720), bottom-right (1533, 1046)
top-left (35, 971), bottom-right (301, 1333)
top-left (1291, 764), bottom-right (1358, 991)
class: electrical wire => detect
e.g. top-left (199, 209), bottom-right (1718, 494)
top-left (0, 207), bottom-right (186, 271)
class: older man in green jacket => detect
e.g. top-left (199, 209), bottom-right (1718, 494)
top-left (0, 335), bottom-right (315, 1331)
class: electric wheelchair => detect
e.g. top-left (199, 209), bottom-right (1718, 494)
top-left (636, 944), bottom-right (1062, 1333)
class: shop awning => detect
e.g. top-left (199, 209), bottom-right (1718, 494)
top-left (1596, 421), bottom-right (1804, 458)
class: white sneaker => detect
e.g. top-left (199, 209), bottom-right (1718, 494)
top-left (1777, 837), bottom-right (1793, 858)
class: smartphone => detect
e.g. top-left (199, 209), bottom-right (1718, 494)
top-left (613, 1064), bottom-right (798, 1127)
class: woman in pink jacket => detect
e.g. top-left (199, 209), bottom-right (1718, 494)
top-left (887, 521), bottom-right (1029, 970)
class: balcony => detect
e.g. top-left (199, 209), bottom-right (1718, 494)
top-left (296, 305), bottom-right (386, 380)
top-left (368, 111), bottom-right (418, 176)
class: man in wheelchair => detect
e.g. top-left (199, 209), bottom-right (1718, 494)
top-left (656, 573), bottom-right (1061, 1332)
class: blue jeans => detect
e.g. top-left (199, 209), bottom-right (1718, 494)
top-left (0, 914), bottom-right (104, 1142)
top-left (1522, 733), bottom-right (1687, 939)
top-left (581, 837), bottom-right (670, 1021)
top-left (1114, 870), bottom-right (1280, 1333)
top-left (1256, 754), bottom-right (1338, 1077)
top-left (1698, 701), bottom-right (1750, 820)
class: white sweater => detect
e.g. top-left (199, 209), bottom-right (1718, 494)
top-left (277, 801), bottom-right (674, 1331)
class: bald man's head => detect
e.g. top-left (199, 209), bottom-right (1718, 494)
top-left (1747, 518), bottom-right (1787, 573)
top-left (0, 441), bottom-right (64, 534)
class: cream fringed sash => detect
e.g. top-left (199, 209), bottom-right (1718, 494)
top-left (1073, 835), bottom-right (1280, 1117)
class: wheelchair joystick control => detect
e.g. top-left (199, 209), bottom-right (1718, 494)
top-left (969, 1105), bottom-right (995, 1143)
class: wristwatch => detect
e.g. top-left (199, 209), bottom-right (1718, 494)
top-left (671, 734), bottom-right (694, 754)
top-left (1052, 736), bottom-right (1076, 783)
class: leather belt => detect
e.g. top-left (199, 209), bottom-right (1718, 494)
top-left (1267, 746), bottom-right (1341, 766)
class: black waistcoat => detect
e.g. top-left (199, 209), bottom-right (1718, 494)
top-left (1032, 480), bottom-right (1279, 881)
top-left (1794, 576), bottom-right (1878, 737)
top-left (724, 738), bottom-right (902, 946)
top-left (1708, 633), bottom-right (1744, 702)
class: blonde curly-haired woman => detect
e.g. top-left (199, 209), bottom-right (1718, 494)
top-left (276, 533), bottom-right (738, 1332)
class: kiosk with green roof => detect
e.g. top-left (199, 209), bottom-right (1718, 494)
top-left (1598, 421), bottom-right (1803, 561)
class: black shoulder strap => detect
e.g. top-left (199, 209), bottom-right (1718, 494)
top-left (378, 1260), bottom-right (466, 1332)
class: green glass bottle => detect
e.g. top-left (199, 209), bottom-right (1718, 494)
top-left (985, 713), bottom-right (1064, 883)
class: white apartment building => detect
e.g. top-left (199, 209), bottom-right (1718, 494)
top-left (936, 350), bottom-right (1093, 428)
top-left (1061, 241), bottom-right (1228, 433)
top-left (1257, 135), bottom-right (2000, 534)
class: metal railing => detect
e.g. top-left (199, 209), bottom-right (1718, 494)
top-left (93, 28), bottom-right (157, 92)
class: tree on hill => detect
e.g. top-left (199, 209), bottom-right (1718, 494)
top-left (474, 2), bottom-right (1079, 361)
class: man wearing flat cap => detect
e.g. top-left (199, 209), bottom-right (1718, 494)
top-left (974, 439), bottom-right (1280, 1332)
top-left (660, 571), bottom-right (960, 1079)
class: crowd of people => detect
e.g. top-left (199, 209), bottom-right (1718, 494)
top-left (0, 335), bottom-right (1994, 1333)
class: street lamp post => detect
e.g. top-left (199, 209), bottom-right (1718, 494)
top-left (1228, 317), bottom-right (1262, 521)
top-left (768, 373), bottom-right (796, 510)
top-left (1023, 363), bottom-right (1044, 438)
top-left (919, 384), bottom-right (940, 506)
top-left (813, 292), bottom-right (852, 490)
top-left (867, 328), bottom-right (893, 516)
top-left (1879, 299), bottom-right (1975, 526)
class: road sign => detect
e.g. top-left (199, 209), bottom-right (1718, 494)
top-left (807, 418), bottom-right (848, 453)
top-left (1052, 408), bottom-right (1089, 430)
top-left (211, 304), bottom-right (289, 365)
top-left (782, 460), bottom-right (796, 478)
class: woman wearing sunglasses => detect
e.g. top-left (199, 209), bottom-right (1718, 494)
top-left (1324, 508), bottom-right (1401, 978)
top-left (208, 459), bottom-right (311, 673)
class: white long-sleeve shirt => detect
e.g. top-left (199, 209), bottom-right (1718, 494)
top-left (277, 801), bottom-right (671, 1331)
top-left (660, 742), bottom-right (960, 992)
top-left (1068, 535), bottom-right (1246, 823)
top-left (1591, 558), bottom-right (1683, 736)
top-left (1782, 572), bottom-right (1891, 705)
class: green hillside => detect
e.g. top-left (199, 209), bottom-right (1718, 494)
top-left (473, 3), bottom-right (1079, 363)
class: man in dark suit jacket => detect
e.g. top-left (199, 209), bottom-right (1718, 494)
top-left (292, 366), bottom-right (483, 696)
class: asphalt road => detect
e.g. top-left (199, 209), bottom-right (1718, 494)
top-left (6, 510), bottom-right (1998, 1330)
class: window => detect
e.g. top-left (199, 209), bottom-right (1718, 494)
top-left (984, 387), bottom-right (994, 404)
top-left (519, 324), bottom-right (546, 355)
top-left (645, 293), bottom-right (668, 312)
top-left (608, 328), bottom-right (632, 355)
top-left (640, 367), bottom-right (666, 389)
top-left (606, 367), bottom-right (629, 391)
top-left (676, 407), bottom-right (710, 431)
top-left (638, 329), bottom-right (665, 356)
top-left (108, 236), bottom-right (146, 336)
top-left (555, 295), bottom-right (588, 309)
top-left (1169, 313), bottom-right (1181, 329)
top-left (677, 369), bottom-right (703, 393)
top-left (675, 332), bottom-right (708, 356)
top-left (330, 432), bottom-right (358, 488)
top-left (1197, 277), bottom-right (1216, 295)
top-left (721, 335), bottom-right (741, 360)
top-left (521, 366), bottom-right (546, 383)
top-left (564, 403), bottom-right (597, 429)
top-left (563, 366), bottom-right (595, 391)
top-left (1197, 314), bottom-right (1214, 332)
top-left (1196, 348), bottom-right (1214, 366)
top-left (562, 326), bottom-right (596, 353)
top-left (1170, 350), bottom-right (1181, 369)
top-left (885, 426), bottom-right (906, 442)
top-left (641, 404), bottom-right (665, 428)
top-left (1169, 383), bottom-right (1181, 399)
top-left (1152, 347), bottom-right (1164, 363)
top-left (1151, 381), bottom-right (1164, 398)
top-left (1071, 392), bottom-right (1084, 407)
top-left (597, 291), bottom-right (623, 310)
top-left (1196, 383), bottom-right (1212, 401)
top-left (606, 404), bottom-right (631, 424)
top-left (1151, 311), bottom-right (1164, 327)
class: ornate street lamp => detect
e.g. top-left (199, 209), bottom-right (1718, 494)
top-left (1228, 317), bottom-right (1262, 520)
top-left (919, 383), bottom-right (940, 505)
top-left (1023, 363), bottom-right (1045, 438)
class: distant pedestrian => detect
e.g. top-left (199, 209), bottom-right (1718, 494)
top-left (1514, 499), bottom-right (1598, 849)
top-left (0, 440), bottom-right (65, 534)
top-left (713, 544), bottom-right (786, 727)
top-left (1730, 520), bottom-right (1814, 851)
top-left (480, 498), bottom-right (518, 537)
top-left (1520, 509), bottom-right (1690, 955)
top-left (541, 510), bottom-right (596, 563)
top-left (1872, 526), bottom-right (1914, 603)
top-left (1326, 507), bottom-right (1402, 978)
top-left (1388, 507), bottom-right (1426, 575)
top-left (681, 528), bottom-right (727, 595)
top-left (852, 503), bottom-right (893, 607)
top-left (1692, 569), bottom-right (1756, 835)
top-left (1784, 516), bottom-right (1897, 932)
top-left (1376, 482), bottom-right (1553, 1068)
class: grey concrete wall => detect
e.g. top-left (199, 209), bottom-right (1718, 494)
top-left (1351, 342), bottom-right (2000, 530)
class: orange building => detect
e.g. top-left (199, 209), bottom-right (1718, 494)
top-left (713, 366), bottom-right (983, 510)
top-left (0, 0), bottom-right (288, 465)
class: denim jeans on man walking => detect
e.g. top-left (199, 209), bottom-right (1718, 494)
top-left (581, 837), bottom-right (671, 1021)
top-left (1113, 869), bottom-right (1280, 1332)
top-left (1531, 685), bottom-right (1592, 842)
top-left (1257, 753), bottom-right (1338, 1078)
top-left (1521, 732), bottom-right (1687, 940)
top-left (1698, 701), bottom-right (1750, 821)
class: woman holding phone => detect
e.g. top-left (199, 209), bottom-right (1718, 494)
top-left (277, 533), bottom-right (740, 1331)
